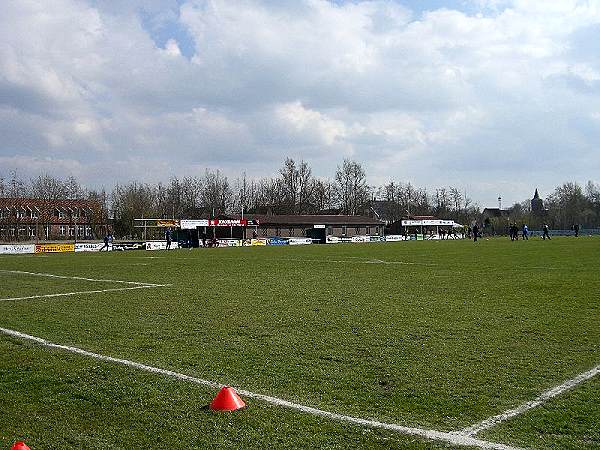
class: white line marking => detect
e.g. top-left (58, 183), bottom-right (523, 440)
top-left (0, 285), bottom-right (167, 302)
top-left (0, 327), bottom-right (521, 450)
top-left (462, 363), bottom-right (600, 436)
top-left (273, 258), bottom-right (438, 266)
top-left (0, 269), bottom-right (163, 287)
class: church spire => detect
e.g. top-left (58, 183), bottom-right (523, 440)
top-left (533, 188), bottom-right (539, 199)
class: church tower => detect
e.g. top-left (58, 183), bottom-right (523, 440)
top-left (531, 188), bottom-right (544, 215)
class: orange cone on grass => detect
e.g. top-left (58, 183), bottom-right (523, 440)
top-left (11, 442), bottom-right (31, 450)
top-left (210, 386), bottom-right (246, 411)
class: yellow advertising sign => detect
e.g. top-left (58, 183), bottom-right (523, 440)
top-left (157, 220), bottom-right (179, 227)
top-left (35, 243), bottom-right (75, 254)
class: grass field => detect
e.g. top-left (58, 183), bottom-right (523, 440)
top-left (1, 237), bottom-right (599, 449)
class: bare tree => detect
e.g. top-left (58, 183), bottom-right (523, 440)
top-left (201, 169), bottom-right (232, 216)
top-left (334, 159), bottom-right (369, 215)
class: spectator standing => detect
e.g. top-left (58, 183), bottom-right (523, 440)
top-left (165, 228), bottom-right (172, 250)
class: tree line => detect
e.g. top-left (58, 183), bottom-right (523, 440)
top-left (2, 161), bottom-right (600, 237)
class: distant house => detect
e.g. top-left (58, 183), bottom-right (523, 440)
top-left (0, 198), bottom-right (107, 242)
top-left (482, 208), bottom-right (510, 220)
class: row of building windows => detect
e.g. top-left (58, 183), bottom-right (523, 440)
top-left (0, 226), bottom-right (94, 238)
top-left (0, 207), bottom-right (92, 220)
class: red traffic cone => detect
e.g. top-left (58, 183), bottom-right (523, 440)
top-left (12, 442), bottom-right (31, 450)
top-left (209, 386), bottom-right (246, 411)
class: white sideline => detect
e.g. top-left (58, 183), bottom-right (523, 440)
top-left (0, 326), bottom-right (520, 450)
top-left (0, 285), bottom-right (166, 302)
top-left (0, 269), bottom-right (163, 286)
top-left (462, 363), bottom-right (600, 436)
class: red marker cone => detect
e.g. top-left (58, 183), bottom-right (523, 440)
top-left (12, 442), bottom-right (31, 450)
top-left (209, 386), bottom-right (246, 411)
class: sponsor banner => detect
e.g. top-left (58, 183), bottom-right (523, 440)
top-left (250, 238), bottom-right (267, 246)
top-left (326, 236), bottom-right (341, 244)
top-left (35, 243), bottom-right (75, 254)
top-left (180, 219), bottom-right (210, 229)
top-left (146, 241), bottom-right (180, 251)
top-left (351, 236), bottom-right (369, 243)
top-left (0, 244), bottom-right (35, 254)
top-left (218, 239), bottom-right (242, 247)
top-left (288, 238), bottom-right (312, 245)
top-left (113, 242), bottom-right (145, 251)
top-left (75, 242), bottom-right (112, 252)
top-left (369, 235), bottom-right (384, 242)
top-left (268, 238), bottom-right (288, 246)
top-left (313, 224), bottom-right (326, 229)
top-left (385, 235), bottom-right (405, 242)
top-left (180, 219), bottom-right (260, 229)
top-left (157, 220), bottom-right (179, 228)
top-left (401, 219), bottom-right (455, 226)
top-left (416, 234), bottom-right (424, 241)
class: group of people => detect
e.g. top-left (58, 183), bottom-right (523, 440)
top-left (509, 223), bottom-right (529, 241)
top-left (506, 223), bottom-right (553, 241)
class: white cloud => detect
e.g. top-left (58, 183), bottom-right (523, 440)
top-left (1, 0), bottom-right (600, 205)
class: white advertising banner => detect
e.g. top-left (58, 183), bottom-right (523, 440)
top-left (218, 239), bottom-right (242, 247)
top-left (146, 241), bottom-right (180, 251)
top-left (180, 219), bottom-right (210, 229)
top-left (401, 219), bottom-right (455, 226)
top-left (385, 235), bottom-right (406, 242)
top-left (351, 236), bottom-right (369, 243)
top-left (288, 238), bottom-right (313, 245)
top-left (326, 236), bottom-right (341, 244)
top-left (75, 242), bottom-right (112, 252)
top-left (0, 244), bottom-right (35, 254)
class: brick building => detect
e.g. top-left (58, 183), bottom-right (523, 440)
top-left (0, 198), bottom-right (107, 242)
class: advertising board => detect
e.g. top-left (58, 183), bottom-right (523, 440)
top-left (146, 241), bottom-right (180, 251)
top-left (217, 239), bottom-right (242, 247)
top-left (180, 219), bottom-right (210, 229)
top-left (268, 238), bottom-right (288, 246)
top-left (75, 242), bottom-right (111, 252)
top-left (250, 238), bottom-right (267, 246)
top-left (385, 235), bottom-right (405, 242)
top-left (35, 243), bottom-right (75, 253)
top-left (113, 242), bottom-right (145, 251)
top-left (288, 238), bottom-right (312, 245)
top-left (326, 236), bottom-right (340, 244)
top-left (351, 236), bottom-right (369, 243)
top-left (0, 244), bottom-right (35, 254)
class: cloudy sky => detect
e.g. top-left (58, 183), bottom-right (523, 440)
top-left (1, 0), bottom-right (600, 206)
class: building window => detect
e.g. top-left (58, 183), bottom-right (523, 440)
top-left (45, 225), bottom-right (50, 239)
top-left (29, 226), bottom-right (36, 237)
top-left (289, 227), bottom-right (294, 236)
top-left (366, 226), bottom-right (371, 235)
top-left (69, 226), bottom-right (75, 237)
top-left (342, 226), bottom-right (347, 235)
top-left (31, 208), bottom-right (39, 219)
top-left (276, 227), bottom-right (281, 236)
top-left (59, 225), bottom-right (67, 236)
top-left (355, 227), bottom-right (360, 234)
top-left (58, 210), bottom-right (66, 219)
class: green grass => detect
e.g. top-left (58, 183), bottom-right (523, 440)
top-left (0, 237), bottom-right (598, 449)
